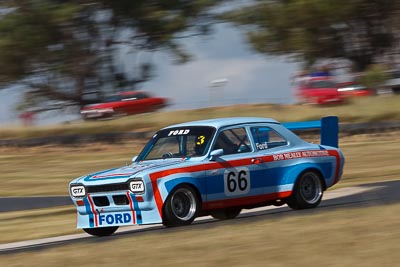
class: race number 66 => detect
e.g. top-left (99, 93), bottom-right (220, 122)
top-left (224, 167), bottom-right (250, 196)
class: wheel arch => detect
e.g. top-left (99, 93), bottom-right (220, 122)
top-left (161, 181), bottom-right (203, 227)
top-left (283, 164), bottom-right (327, 193)
top-left (297, 168), bottom-right (326, 191)
top-left (163, 179), bottom-right (203, 206)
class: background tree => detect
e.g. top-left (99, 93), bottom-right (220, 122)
top-left (221, 0), bottom-right (400, 72)
top-left (0, 0), bottom-right (221, 112)
top-left (360, 64), bottom-right (390, 93)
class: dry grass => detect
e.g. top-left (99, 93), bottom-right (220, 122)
top-left (0, 206), bottom-right (76, 243)
top-left (1, 131), bottom-right (399, 196)
top-left (0, 142), bottom-right (143, 196)
top-left (1, 203), bottom-right (399, 266)
top-left (338, 134), bottom-right (400, 187)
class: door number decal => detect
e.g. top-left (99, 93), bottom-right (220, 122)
top-left (224, 167), bottom-right (250, 196)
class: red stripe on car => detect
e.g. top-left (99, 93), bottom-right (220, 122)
top-left (87, 194), bottom-right (98, 227)
top-left (149, 150), bottom-right (340, 218)
top-left (126, 192), bottom-right (136, 225)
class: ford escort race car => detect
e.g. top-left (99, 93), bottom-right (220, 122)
top-left (69, 116), bottom-right (344, 236)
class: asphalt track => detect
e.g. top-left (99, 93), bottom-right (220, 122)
top-left (1, 179), bottom-right (399, 254)
top-left (0, 196), bottom-right (72, 212)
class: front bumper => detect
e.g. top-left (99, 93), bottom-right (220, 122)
top-left (72, 191), bottom-right (162, 228)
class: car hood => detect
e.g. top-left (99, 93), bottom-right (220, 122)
top-left (72, 159), bottom-right (193, 185)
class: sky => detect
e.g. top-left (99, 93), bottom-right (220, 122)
top-left (0, 21), bottom-right (299, 125)
top-left (138, 22), bottom-right (299, 110)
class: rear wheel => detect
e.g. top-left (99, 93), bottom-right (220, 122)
top-left (83, 226), bottom-right (119, 237)
top-left (163, 185), bottom-right (200, 227)
top-left (287, 171), bottom-right (323, 210)
top-left (210, 208), bottom-right (241, 220)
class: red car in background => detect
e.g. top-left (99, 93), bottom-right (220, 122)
top-left (80, 91), bottom-right (168, 120)
top-left (337, 82), bottom-right (374, 97)
top-left (296, 77), bottom-right (344, 105)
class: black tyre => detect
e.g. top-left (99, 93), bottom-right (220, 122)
top-left (83, 226), bottom-right (119, 237)
top-left (210, 208), bottom-right (241, 220)
top-left (163, 185), bottom-right (200, 227)
top-left (287, 171), bottom-right (323, 210)
top-left (272, 199), bottom-right (286, 207)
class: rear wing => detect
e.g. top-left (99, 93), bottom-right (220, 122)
top-left (282, 116), bottom-right (339, 148)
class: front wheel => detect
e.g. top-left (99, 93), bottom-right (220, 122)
top-left (287, 171), bottom-right (323, 210)
top-left (163, 185), bottom-right (200, 227)
top-left (83, 226), bottom-right (119, 237)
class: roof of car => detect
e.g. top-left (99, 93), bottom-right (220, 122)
top-left (164, 117), bottom-right (280, 129)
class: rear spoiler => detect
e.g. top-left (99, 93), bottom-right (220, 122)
top-left (282, 116), bottom-right (339, 148)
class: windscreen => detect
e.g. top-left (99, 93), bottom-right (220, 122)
top-left (136, 126), bottom-right (216, 161)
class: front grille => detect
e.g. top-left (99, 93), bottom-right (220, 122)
top-left (87, 183), bottom-right (129, 194)
top-left (113, 195), bottom-right (129, 205)
top-left (93, 196), bottom-right (110, 206)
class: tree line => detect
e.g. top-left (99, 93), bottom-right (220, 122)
top-left (1, 0), bottom-right (400, 113)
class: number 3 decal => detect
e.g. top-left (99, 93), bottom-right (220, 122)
top-left (224, 167), bottom-right (250, 196)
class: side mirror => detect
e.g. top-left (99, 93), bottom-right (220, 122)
top-left (132, 156), bottom-right (138, 162)
top-left (209, 149), bottom-right (224, 161)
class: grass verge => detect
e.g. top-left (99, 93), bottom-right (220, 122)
top-left (1, 131), bottom-right (399, 197)
top-left (1, 203), bottom-right (399, 266)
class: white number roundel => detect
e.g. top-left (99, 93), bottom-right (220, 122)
top-left (224, 167), bottom-right (250, 196)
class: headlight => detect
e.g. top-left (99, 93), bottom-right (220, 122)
top-left (70, 184), bottom-right (86, 198)
top-left (129, 179), bottom-right (145, 194)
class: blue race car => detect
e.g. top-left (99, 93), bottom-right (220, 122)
top-left (69, 116), bottom-right (344, 236)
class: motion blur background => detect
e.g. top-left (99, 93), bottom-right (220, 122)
top-left (1, 0), bottom-right (399, 125)
top-left (1, 1), bottom-right (400, 265)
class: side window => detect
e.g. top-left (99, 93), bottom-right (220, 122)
top-left (251, 127), bottom-right (287, 150)
top-left (136, 93), bottom-right (148, 99)
top-left (214, 128), bottom-right (251, 155)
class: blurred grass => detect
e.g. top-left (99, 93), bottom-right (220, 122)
top-left (0, 142), bottom-right (142, 196)
top-left (1, 203), bottom-right (399, 266)
top-left (0, 206), bottom-right (76, 243)
top-left (0, 131), bottom-right (399, 197)
top-left (338, 134), bottom-right (400, 187)
top-left (0, 95), bottom-right (399, 140)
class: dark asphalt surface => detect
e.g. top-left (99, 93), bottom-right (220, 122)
top-left (0, 179), bottom-right (399, 254)
top-left (0, 196), bottom-right (72, 212)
